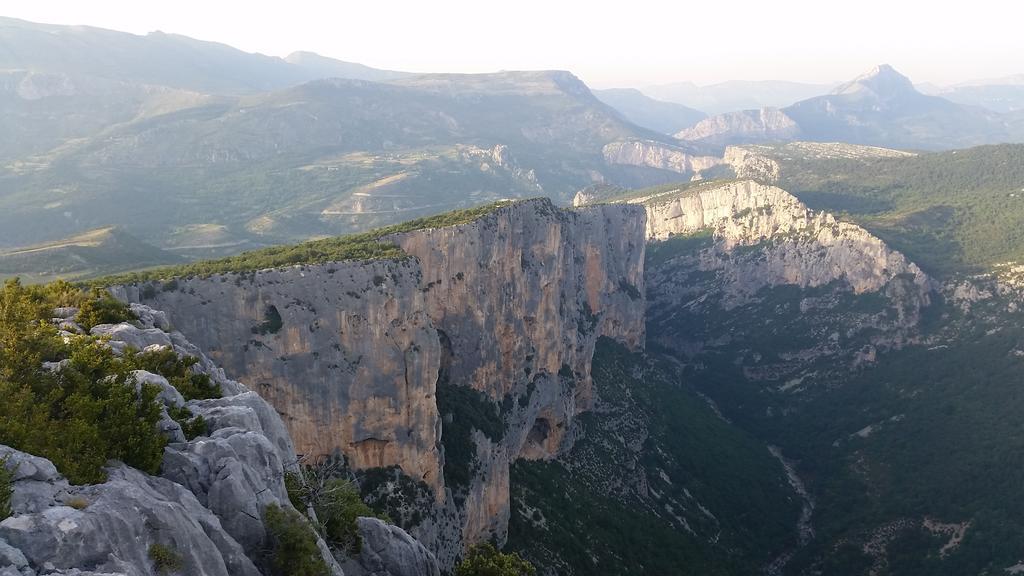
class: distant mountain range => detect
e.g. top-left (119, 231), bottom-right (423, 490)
top-left (3, 15), bottom-right (1024, 280)
top-left (0, 16), bottom-right (403, 93)
top-left (677, 65), bottom-right (1024, 151)
top-left (593, 88), bottom-right (706, 134)
top-left (0, 16), bottom-right (693, 278)
top-left (641, 79), bottom-right (835, 115)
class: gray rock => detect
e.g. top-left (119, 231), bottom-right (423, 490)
top-left (128, 304), bottom-right (170, 332)
top-left (0, 538), bottom-right (28, 569)
top-left (90, 324), bottom-right (172, 353)
top-left (51, 307), bottom-right (78, 320)
top-left (131, 371), bottom-right (185, 408)
top-left (190, 392), bottom-right (297, 467)
top-left (0, 446), bottom-right (68, 515)
top-left (162, 428), bottom-right (288, 555)
top-left (0, 458), bottom-right (259, 576)
top-left (354, 517), bottom-right (441, 576)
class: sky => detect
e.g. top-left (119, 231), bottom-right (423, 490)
top-left (2, 0), bottom-right (1022, 88)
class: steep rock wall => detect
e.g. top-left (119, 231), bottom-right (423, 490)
top-left (115, 199), bottom-right (647, 565)
top-left (602, 139), bottom-right (721, 174)
top-left (637, 180), bottom-right (931, 302)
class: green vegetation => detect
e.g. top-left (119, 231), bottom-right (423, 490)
top-left (124, 347), bottom-right (221, 401)
top-left (285, 471), bottom-right (381, 554)
top-left (597, 179), bottom-right (739, 205)
top-left (263, 503), bottom-right (330, 576)
top-left (436, 355), bottom-right (505, 494)
top-left (644, 229), bottom-right (714, 267)
top-left (507, 338), bottom-right (800, 575)
top-left (0, 454), bottom-right (13, 520)
top-left (166, 405), bottom-right (207, 441)
top-left (76, 290), bottom-right (137, 331)
top-left (356, 465), bottom-right (433, 530)
top-left (91, 201), bottom-right (517, 286)
top-left (148, 543), bottom-right (183, 575)
top-left (766, 143), bottom-right (1024, 276)
top-left (0, 279), bottom-right (167, 484)
top-left (456, 543), bottom-right (536, 576)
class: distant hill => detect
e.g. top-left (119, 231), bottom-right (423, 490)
top-left (677, 65), bottom-right (1024, 151)
top-left (0, 16), bottom-right (405, 94)
top-left (594, 88), bottom-right (706, 134)
top-left (921, 75), bottom-right (1024, 113)
top-left (284, 51), bottom-right (410, 82)
top-left (0, 68), bottom-right (678, 254)
top-left (0, 227), bottom-right (181, 283)
top-left (642, 79), bottom-right (833, 115)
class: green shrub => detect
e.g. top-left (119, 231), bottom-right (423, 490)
top-left (91, 200), bottom-right (516, 286)
top-left (166, 405), bottom-right (207, 441)
top-left (263, 504), bottom-right (330, 576)
top-left (285, 471), bottom-right (381, 554)
top-left (76, 291), bottom-right (136, 331)
top-left (0, 454), bottom-right (13, 520)
top-left (148, 543), bottom-right (183, 574)
top-left (124, 348), bottom-right (220, 401)
top-left (314, 478), bottom-right (377, 554)
top-left (0, 280), bottom-right (167, 485)
top-left (456, 543), bottom-right (536, 576)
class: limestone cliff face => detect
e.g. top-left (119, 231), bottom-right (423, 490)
top-left (115, 199), bottom-right (647, 567)
top-left (723, 142), bottom-right (916, 183)
top-left (636, 180), bottom-right (931, 304)
top-left (114, 261), bottom-right (445, 496)
top-left (602, 139), bottom-right (721, 174)
top-left (676, 108), bottom-right (801, 148)
top-left (636, 180), bottom-right (933, 382)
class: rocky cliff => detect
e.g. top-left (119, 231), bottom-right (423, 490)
top-left (632, 180), bottom-right (927, 295)
top-left (114, 199), bottom-right (647, 568)
top-left (722, 142), bottom-right (916, 183)
top-left (602, 139), bottom-right (721, 174)
top-left (0, 303), bottom-right (355, 576)
top-left (676, 108), bottom-right (801, 149)
top-left (582, 180), bottom-right (933, 380)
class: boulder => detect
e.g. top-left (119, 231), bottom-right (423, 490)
top-left (353, 517), bottom-right (441, 576)
top-left (0, 451), bottom-right (260, 576)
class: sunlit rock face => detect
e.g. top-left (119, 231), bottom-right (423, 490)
top-left (115, 199), bottom-right (647, 568)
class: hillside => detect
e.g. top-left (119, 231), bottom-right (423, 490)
top-left (594, 88), bottom-right (707, 134)
top-left (0, 16), bottom-right (401, 94)
top-left (0, 227), bottom-right (181, 283)
top-left (725, 142), bottom-right (1024, 277)
top-left (0, 67), bottom-right (681, 260)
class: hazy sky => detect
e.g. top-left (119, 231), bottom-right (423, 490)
top-left (3, 0), bottom-right (1022, 87)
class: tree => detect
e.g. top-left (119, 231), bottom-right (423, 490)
top-left (455, 543), bottom-right (536, 576)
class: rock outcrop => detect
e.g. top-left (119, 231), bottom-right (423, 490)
top-left (635, 180), bottom-right (932, 380)
top-left (676, 108), bottom-right (801, 149)
top-left (722, 142), bottom-right (916, 183)
top-left (0, 308), bottom-right (338, 575)
top-left (345, 518), bottom-right (441, 576)
top-left (602, 139), bottom-right (721, 174)
top-left (113, 199), bottom-right (647, 568)
top-left (635, 180), bottom-right (930, 302)
top-left (0, 301), bottom-right (449, 575)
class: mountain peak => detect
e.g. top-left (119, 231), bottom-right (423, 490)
top-left (833, 64), bottom-right (917, 98)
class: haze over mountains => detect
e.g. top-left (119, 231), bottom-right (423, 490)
top-left (2, 15), bottom-right (1024, 280)
top-left (677, 65), bottom-right (1024, 150)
